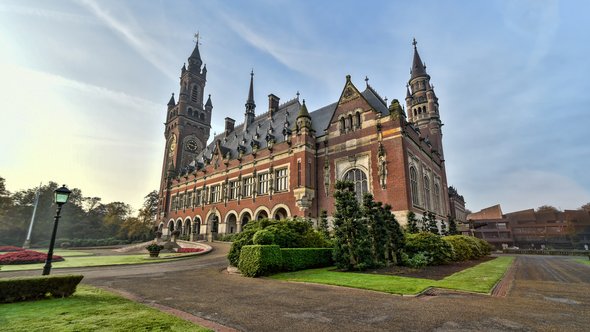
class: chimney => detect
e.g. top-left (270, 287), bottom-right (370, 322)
top-left (268, 94), bottom-right (280, 118)
top-left (224, 117), bottom-right (235, 135)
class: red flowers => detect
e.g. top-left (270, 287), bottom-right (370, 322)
top-left (0, 246), bottom-right (25, 252)
top-left (0, 250), bottom-right (64, 265)
top-left (177, 248), bottom-right (204, 253)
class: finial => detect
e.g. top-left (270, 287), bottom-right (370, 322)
top-left (194, 31), bottom-right (202, 45)
top-left (251, 69), bottom-right (254, 77)
top-left (365, 76), bottom-right (369, 86)
top-left (412, 38), bottom-right (417, 48)
top-left (296, 91), bottom-right (300, 100)
top-left (384, 96), bottom-right (388, 104)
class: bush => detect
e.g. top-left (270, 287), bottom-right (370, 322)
top-left (238, 245), bottom-right (282, 277)
top-left (401, 251), bottom-right (432, 268)
top-left (218, 234), bottom-right (236, 242)
top-left (253, 229), bottom-right (275, 245)
top-left (280, 248), bottom-right (333, 271)
top-left (404, 232), bottom-right (453, 265)
top-left (227, 218), bottom-right (331, 266)
top-left (443, 235), bottom-right (474, 261)
top-left (0, 246), bottom-right (25, 252)
top-left (60, 242), bottom-right (71, 249)
top-left (0, 250), bottom-right (64, 265)
top-left (0, 275), bottom-right (84, 303)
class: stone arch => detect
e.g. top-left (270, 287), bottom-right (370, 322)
top-left (183, 217), bottom-right (192, 236)
top-left (204, 209), bottom-right (221, 236)
top-left (271, 204), bottom-right (291, 220)
top-left (239, 209), bottom-right (253, 231)
top-left (225, 212), bottom-right (238, 234)
top-left (193, 216), bottom-right (202, 235)
top-left (175, 218), bottom-right (183, 234)
top-left (158, 222), bottom-right (164, 232)
top-left (254, 206), bottom-right (271, 220)
top-left (167, 219), bottom-right (175, 232)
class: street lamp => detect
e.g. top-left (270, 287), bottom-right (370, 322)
top-left (42, 185), bottom-right (71, 275)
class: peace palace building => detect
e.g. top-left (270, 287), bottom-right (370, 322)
top-left (156, 40), bottom-right (465, 240)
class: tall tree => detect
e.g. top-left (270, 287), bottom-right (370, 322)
top-left (382, 204), bottom-right (404, 265)
top-left (318, 209), bottom-right (330, 240)
top-left (536, 205), bottom-right (559, 213)
top-left (362, 194), bottom-right (387, 266)
top-left (447, 215), bottom-right (459, 235)
top-left (332, 181), bottom-right (371, 270)
top-left (579, 203), bottom-right (590, 213)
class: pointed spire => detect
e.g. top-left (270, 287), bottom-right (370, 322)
top-left (188, 38), bottom-right (203, 72)
top-left (245, 70), bottom-right (256, 126)
top-left (297, 99), bottom-right (311, 119)
top-left (247, 69), bottom-right (255, 105)
top-left (205, 94), bottom-right (213, 108)
top-left (410, 38), bottom-right (428, 80)
top-left (167, 93), bottom-right (175, 107)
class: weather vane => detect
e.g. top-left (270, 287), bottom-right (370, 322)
top-left (194, 31), bottom-right (202, 45)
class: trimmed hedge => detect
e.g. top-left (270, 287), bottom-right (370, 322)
top-left (443, 235), bottom-right (493, 261)
top-left (0, 275), bottom-right (84, 303)
top-left (238, 245), bottom-right (282, 277)
top-left (280, 248), bottom-right (333, 271)
top-left (404, 232), bottom-right (454, 265)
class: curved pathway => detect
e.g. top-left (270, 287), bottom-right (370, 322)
top-left (3, 246), bottom-right (590, 331)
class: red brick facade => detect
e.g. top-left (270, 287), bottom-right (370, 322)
top-left (155, 41), bottom-right (453, 240)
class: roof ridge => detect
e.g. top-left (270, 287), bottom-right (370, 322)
top-left (365, 85), bottom-right (387, 106)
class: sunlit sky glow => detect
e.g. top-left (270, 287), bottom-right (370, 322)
top-left (1, 0), bottom-right (589, 213)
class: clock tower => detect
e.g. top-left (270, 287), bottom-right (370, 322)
top-left (158, 40), bottom-right (212, 213)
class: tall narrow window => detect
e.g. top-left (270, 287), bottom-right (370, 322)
top-left (187, 192), bottom-right (193, 208)
top-left (306, 161), bottom-right (311, 187)
top-left (243, 177), bottom-right (253, 197)
top-left (275, 168), bottom-right (288, 192)
top-left (210, 185), bottom-right (220, 203)
top-left (348, 114), bottom-right (353, 131)
top-left (297, 161), bottom-right (301, 187)
top-left (191, 85), bottom-right (199, 103)
top-left (356, 112), bottom-right (361, 129)
top-left (195, 189), bottom-right (202, 206)
top-left (229, 180), bottom-right (239, 200)
top-left (410, 167), bottom-right (419, 206)
top-left (343, 168), bottom-right (368, 201)
top-left (433, 184), bottom-right (440, 213)
top-left (424, 176), bottom-right (431, 210)
top-left (258, 173), bottom-right (269, 195)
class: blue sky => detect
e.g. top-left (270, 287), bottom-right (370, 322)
top-left (0, 0), bottom-right (589, 213)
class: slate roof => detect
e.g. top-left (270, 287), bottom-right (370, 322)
top-left (184, 86), bottom-right (389, 172)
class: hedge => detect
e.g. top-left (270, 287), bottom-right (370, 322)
top-left (280, 248), bottom-right (333, 271)
top-left (442, 235), bottom-right (493, 261)
top-left (238, 245), bottom-right (282, 277)
top-left (0, 275), bottom-right (84, 303)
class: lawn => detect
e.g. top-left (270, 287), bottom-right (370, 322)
top-left (271, 256), bottom-right (514, 295)
top-left (573, 257), bottom-right (590, 266)
top-left (0, 250), bottom-right (93, 257)
top-left (0, 285), bottom-right (210, 332)
top-left (0, 253), bottom-right (195, 272)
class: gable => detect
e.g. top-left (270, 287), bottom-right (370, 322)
top-left (326, 75), bottom-right (376, 130)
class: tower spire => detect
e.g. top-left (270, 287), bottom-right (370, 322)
top-left (410, 38), bottom-right (428, 80)
top-left (188, 33), bottom-right (203, 72)
top-left (245, 70), bottom-right (256, 126)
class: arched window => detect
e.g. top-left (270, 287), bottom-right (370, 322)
top-left (356, 112), bottom-right (361, 129)
top-left (191, 85), bottom-right (199, 103)
top-left (348, 114), bottom-right (353, 131)
top-left (433, 184), bottom-right (440, 213)
top-left (339, 117), bottom-right (345, 133)
top-left (410, 167), bottom-right (419, 206)
top-left (343, 168), bottom-right (368, 201)
top-left (423, 176), bottom-right (431, 210)
top-left (200, 113), bottom-right (205, 121)
top-left (188, 108), bottom-right (193, 117)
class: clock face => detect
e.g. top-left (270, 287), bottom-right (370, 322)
top-left (186, 139), bottom-right (198, 152)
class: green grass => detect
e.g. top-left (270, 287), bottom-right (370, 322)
top-left (271, 256), bottom-right (514, 295)
top-left (0, 253), bottom-right (193, 272)
top-left (573, 257), bottom-right (590, 266)
top-left (33, 249), bottom-right (94, 257)
top-left (0, 285), bottom-right (210, 331)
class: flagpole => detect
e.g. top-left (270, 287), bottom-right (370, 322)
top-left (23, 183), bottom-right (41, 249)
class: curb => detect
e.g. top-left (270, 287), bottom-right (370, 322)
top-left (490, 257), bottom-right (517, 297)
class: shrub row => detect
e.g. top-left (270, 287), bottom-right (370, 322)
top-left (443, 235), bottom-right (492, 261)
top-left (0, 275), bottom-right (83, 303)
top-left (0, 250), bottom-right (64, 265)
top-left (404, 232), bottom-right (454, 265)
top-left (58, 238), bottom-right (132, 248)
top-left (238, 245), bottom-right (334, 277)
top-left (280, 248), bottom-right (333, 271)
top-left (0, 246), bottom-right (25, 252)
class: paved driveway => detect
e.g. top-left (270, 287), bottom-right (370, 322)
top-left (3, 245), bottom-right (589, 331)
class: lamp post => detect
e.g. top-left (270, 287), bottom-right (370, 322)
top-left (42, 185), bottom-right (71, 276)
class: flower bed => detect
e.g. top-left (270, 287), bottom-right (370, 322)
top-left (0, 246), bottom-right (25, 252)
top-left (0, 250), bottom-right (64, 265)
top-left (177, 248), bottom-right (204, 253)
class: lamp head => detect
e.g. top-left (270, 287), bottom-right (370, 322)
top-left (54, 185), bottom-right (72, 206)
